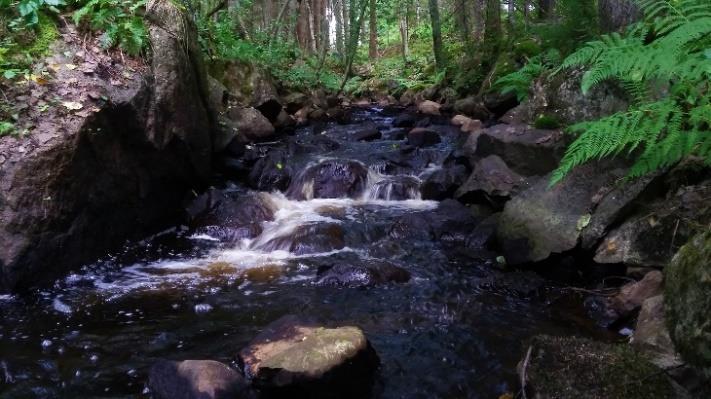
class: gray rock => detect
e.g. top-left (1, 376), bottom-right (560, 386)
top-left (317, 260), bottom-right (410, 287)
top-left (148, 359), bottom-right (254, 399)
top-left (239, 316), bottom-right (379, 397)
top-left (469, 123), bottom-right (565, 176)
top-left (226, 107), bottom-right (276, 142)
top-left (497, 161), bottom-right (628, 265)
top-left (455, 155), bottom-right (531, 203)
top-left (453, 96), bottom-right (492, 121)
top-left (665, 231), bottom-right (711, 379)
top-left (407, 127), bottom-right (441, 147)
top-left (594, 179), bottom-right (711, 267)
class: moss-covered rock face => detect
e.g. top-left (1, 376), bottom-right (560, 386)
top-left (665, 231), bottom-right (711, 379)
top-left (523, 335), bottom-right (677, 399)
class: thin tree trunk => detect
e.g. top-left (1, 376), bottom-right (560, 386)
top-left (428, 0), bottom-right (445, 70)
top-left (508, 0), bottom-right (515, 31)
top-left (334, 0), bottom-right (345, 54)
top-left (339, 0), bottom-right (370, 93)
top-left (473, 0), bottom-right (484, 42)
top-left (538, 0), bottom-right (554, 20)
top-left (399, 14), bottom-right (409, 62)
top-left (368, 0), bottom-right (377, 59)
top-left (269, 0), bottom-right (293, 45)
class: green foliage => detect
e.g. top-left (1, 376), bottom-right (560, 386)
top-left (0, 121), bottom-right (14, 136)
top-left (552, 0), bottom-right (711, 184)
top-left (72, 0), bottom-right (147, 55)
top-left (1, 3), bottom-right (60, 79)
top-left (494, 49), bottom-right (561, 102)
top-left (15, 0), bottom-right (64, 26)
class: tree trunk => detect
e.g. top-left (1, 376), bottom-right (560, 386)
top-left (339, 0), bottom-right (370, 92)
top-left (537, 0), bottom-right (554, 20)
top-left (368, 0), bottom-right (377, 59)
top-left (483, 0), bottom-right (501, 57)
top-left (473, 0), bottom-right (485, 42)
top-left (296, 0), bottom-right (312, 52)
top-left (428, 0), bottom-right (445, 70)
top-left (454, 0), bottom-right (471, 44)
top-left (507, 0), bottom-right (514, 31)
top-left (598, 0), bottom-right (640, 32)
top-left (334, 0), bottom-right (345, 54)
top-left (269, 0), bottom-right (293, 45)
top-left (400, 14), bottom-right (409, 61)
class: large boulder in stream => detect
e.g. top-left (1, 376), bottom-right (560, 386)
top-left (148, 360), bottom-right (254, 399)
top-left (520, 335), bottom-right (677, 399)
top-left (187, 189), bottom-right (276, 243)
top-left (497, 161), bottom-right (654, 265)
top-left (286, 160), bottom-right (369, 200)
top-left (665, 231), bottom-right (711, 379)
top-left (239, 315), bottom-right (379, 398)
top-left (248, 150), bottom-right (292, 192)
top-left (0, 0), bottom-right (215, 291)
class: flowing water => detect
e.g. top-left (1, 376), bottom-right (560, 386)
top-left (0, 107), bottom-right (605, 398)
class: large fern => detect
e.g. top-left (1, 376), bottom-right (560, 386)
top-left (552, 0), bottom-right (711, 184)
top-left (495, 49), bottom-right (561, 102)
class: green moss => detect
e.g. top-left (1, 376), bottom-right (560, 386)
top-left (526, 335), bottom-right (677, 399)
top-left (534, 114), bottom-right (562, 129)
top-left (665, 231), bottom-right (711, 379)
top-left (26, 13), bottom-right (59, 59)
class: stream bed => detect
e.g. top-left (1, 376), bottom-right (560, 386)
top-left (0, 107), bottom-right (609, 398)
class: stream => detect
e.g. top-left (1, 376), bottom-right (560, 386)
top-left (0, 107), bottom-right (607, 398)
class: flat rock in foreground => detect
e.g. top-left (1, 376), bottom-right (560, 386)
top-left (239, 315), bottom-right (379, 398)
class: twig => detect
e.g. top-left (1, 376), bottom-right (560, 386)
top-left (520, 345), bottom-right (532, 399)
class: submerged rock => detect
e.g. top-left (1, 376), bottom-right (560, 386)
top-left (389, 199), bottom-right (477, 245)
top-left (286, 160), bottom-right (369, 200)
top-left (665, 231), bottom-right (711, 379)
top-left (239, 316), bottom-right (379, 398)
top-left (352, 122), bottom-right (382, 142)
top-left (392, 113), bottom-right (417, 128)
top-left (258, 223), bottom-right (345, 255)
top-left (317, 260), bottom-right (410, 287)
top-left (148, 359), bottom-right (254, 399)
top-left (520, 335), bottom-right (677, 399)
top-left (368, 176), bottom-right (421, 200)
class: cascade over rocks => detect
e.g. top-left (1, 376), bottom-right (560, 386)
top-left (148, 360), bottom-right (254, 399)
top-left (257, 223), bottom-right (346, 255)
top-left (239, 316), bottom-right (379, 398)
top-left (286, 160), bottom-right (369, 200)
top-left (369, 176), bottom-right (421, 200)
top-left (187, 189), bottom-right (276, 243)
top-left (0, 0), bottom-right (215, 291)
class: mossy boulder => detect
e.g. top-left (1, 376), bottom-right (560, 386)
top-left (522, 335), bottom-right (677, 399)
top-left (665, 231), bottom-right (711, 379)
top-left (239, 316), bottom-right (379, 397)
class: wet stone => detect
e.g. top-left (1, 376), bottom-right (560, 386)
top-left (317, 260), bottom-right (411, 287)
top-left (239, 316), bottom-right (379, 398)
top-left (148, 359), bottom-right (254, 399)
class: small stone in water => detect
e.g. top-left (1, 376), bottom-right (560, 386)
top-left (194, 304), bottom-right (213, 313)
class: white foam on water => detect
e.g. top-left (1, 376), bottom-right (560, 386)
top-left (60, 165), bottom-right (438, 298)
top-left (52, 297), bottom-right (73, 314)
top-left (0, 294), bottom-right (13, 301)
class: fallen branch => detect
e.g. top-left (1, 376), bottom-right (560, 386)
top-left (520, 345), bottom-right (532, 399)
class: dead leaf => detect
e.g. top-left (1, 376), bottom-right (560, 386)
top-left (62, 101), bottom-right (83, 111)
